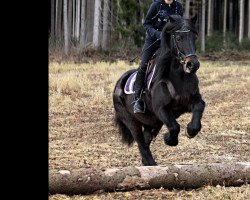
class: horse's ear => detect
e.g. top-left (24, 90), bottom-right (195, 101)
top-left (191, 14), bottom-right (197, 25)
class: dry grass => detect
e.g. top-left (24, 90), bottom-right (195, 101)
top-left (50, 185), bottom-right (250, 200)
top-left (49, 60), bottom-right (250, 199)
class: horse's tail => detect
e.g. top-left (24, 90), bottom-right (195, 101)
top-left (114, 113), bottom-right (134, 146)
top-left (113, 69), bottom-right (135, 146)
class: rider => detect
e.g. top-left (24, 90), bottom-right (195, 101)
top-left (133, 0), bottom-right (183, 113)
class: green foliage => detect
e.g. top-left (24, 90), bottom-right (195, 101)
top-left (205, 32), bottom-right (225, 52)
top-left (113, 0), bottom-right (152, 47)
top-left (196, 32), bottom-right (250, 52)
top-left (240, 38), bottom-right (250, 51)
top-left (113, 0), bottom-right (250, 52)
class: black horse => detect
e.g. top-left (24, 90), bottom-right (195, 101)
top-left (113, 15), bottom-right (205, 166)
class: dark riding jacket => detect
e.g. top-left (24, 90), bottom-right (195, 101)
top-left (143, 0), bottom-right (183, 40)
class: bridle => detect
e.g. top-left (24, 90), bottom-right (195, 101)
top-left (171, 29), bottom-right (197, 65)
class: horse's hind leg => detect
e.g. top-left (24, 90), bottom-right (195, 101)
top-left (127, 126), bottom-right (160, 166)
top-left (140, 125), bottom-right (162, 166)
top-left (125, 121), bottom-right (158, 166)
top-left (187, 96), bottom-right (206, 138)
top-left (115, 106), bottom-right (157, 166)
top-left (136, 132), bottom-right (157, 166)
top-left (114, 88), bottom-right (158, 165)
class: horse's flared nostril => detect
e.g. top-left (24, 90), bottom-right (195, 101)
top-left (187, 61), bottom-right (194, 69)
top-left (189, 60), bottom-right (200, 70)
top-left (185, 60), bottom-right (200, 73)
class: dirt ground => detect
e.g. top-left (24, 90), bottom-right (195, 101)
top-left (49, 60), bottom-right (250, 199)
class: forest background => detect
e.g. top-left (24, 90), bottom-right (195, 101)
top-left (48, 0), bottom-right (250, 62)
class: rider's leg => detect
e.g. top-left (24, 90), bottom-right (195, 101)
top-left (133, 37), bottom-right (160, 113)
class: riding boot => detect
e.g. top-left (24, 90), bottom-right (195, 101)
top-left (133, 68), bottom-right (146, 113)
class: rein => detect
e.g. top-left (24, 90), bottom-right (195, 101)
top-left (171, 29), bottom-right (197, 64)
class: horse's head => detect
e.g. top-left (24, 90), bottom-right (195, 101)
top-left (162, 15), bottom-right (200, 74)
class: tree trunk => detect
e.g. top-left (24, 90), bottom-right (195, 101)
top-left (49, 162), bottom-right (250, 195)
top-left (207, 0), bottom-right (213, 36)
top-left (72, 0), bottom-right (75, 38)
top-left (201, 0), bottom-right (206, 52)
top-left (75, 0), bottom-right (80, 41)
top-left (185, 0), bottom-right (190, 18)
top-left (248, 0), bottom-right (250, 38)
top-left (223, 0), bottom-right (227, 45)
top-left (229, 1), bottom-right (233, 32)
top-left (51, 0), bottom-right (55, 37)
top-left (80, 0), bottom-right (87, 47)
top-left (86, 0), bottom-right (95, 44)
top-left (102, 0), bottom-right (109, 50)
top-left (68, 0), bottom-right (73, 41)
top-left (239, 0), bottom-right (244, 43)
top-left (93, 0), bottom-right (101, 48)
top-left (55, 0), bottom-right (58, 36)
top-left (117, 0), bottom-right (122, 40)
top-left (55, 0), bottom-right (62, 39)
top-left (63, 0), bottom-right (69, 55)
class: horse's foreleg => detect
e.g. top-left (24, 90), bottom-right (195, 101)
top-left (187, 99), bottom-right (205, 138)
top-left (158, 108), bottom-right (180, 146)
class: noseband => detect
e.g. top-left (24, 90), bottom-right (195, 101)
top-left (172, 29), bottom-right (197, 65)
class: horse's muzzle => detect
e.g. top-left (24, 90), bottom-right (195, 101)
top-left (184, 57), bottom-right (200, 73)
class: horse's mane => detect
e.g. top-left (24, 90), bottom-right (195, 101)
top-left (153, 15), bottom-right (197, 82)
top-left (163, 15), bottom-right (197, 34)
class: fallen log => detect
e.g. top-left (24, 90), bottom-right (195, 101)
top-left (49, 162), bottom-right (250, 195)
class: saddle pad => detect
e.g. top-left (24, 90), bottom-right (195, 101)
top-left (124, 65), bottom-right (156, 94)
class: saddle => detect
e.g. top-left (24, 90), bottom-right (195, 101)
top-left (124, 53), bottom-right (157, 94)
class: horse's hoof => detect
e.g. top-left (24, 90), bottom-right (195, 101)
top-left (164, 133), bottom-right (178, 146)
top-left (186, 122), bottom-right (201, 138)
top-left (143, 163), bottom-right (157, 166)
top-left (142, 159), bottom-right (157, 166)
